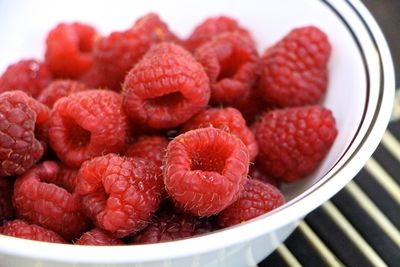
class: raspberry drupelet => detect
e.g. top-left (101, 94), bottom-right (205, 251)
top-left (257, 26), bottom-right (331, 107)
top-left (37, 79), bottom-right (88, 108)
top-left (133, 212), bottom-right (215, 244)
top-left (185, 16), bottom-right (254, 52)
top-left (75, 153), bottom-right (164, 238)
top-left (48, 90), bottom-right (129, 168)
top-left (45, 22), bottom-right (97, 78)
top-left (164, 128), bottom-right (249, 216)
top-left (253, 105), bottom-right (337, 182)
top-left (0, 59), bottom-right (53, 98)
top-left (217, 179), bottom-right (285, 228)
top-left (0, 91), bottom-right (49, 176)
top-left (89, 13), bottom-right (178, 90)
top-left (75, 228), bottom-right (124, 246)
top-left (123, 42), bottom-right (210, 129)
top-left (181, 107), bottom-right (258, 161)
top-left (195, 32), bottom-right (259, 106)
top-left (13, 161), bottom-right (89, 240)
top-left (0, 219), bottom-right (65, 243)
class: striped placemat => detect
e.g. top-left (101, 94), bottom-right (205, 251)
top-left (259, 90), bottom-right (400, 267)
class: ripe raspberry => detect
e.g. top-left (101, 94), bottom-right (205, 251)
top-left (0, 59), bottom-right (53, 98)
top-left (194, 32), bottom-right (259, 106)
top-left (133, 212), bottom-right (214, 244)
top-left (0, 91), bottom-right (49, 176)
top-left (217, 179), bottom-right (285, 228)
top-left (182, 107), bottom-right (258, 161)
top-left (37, 80), bottom-right (88, 108)
top-left (125, 135), bottom-right (168, 174)
top-left (0, 220), bottom-right (65, 243)
top-left (48, 90), bottom-right (129, 167)
top-left (253, 105), bottom-right (337, 182)
top-left (185, 16), bottom-right (254, 52)
top-left (75, 154), bottom-right (163, 238)
top-left (164, 128), bottom-right (249, 216)
top-left (75, 228), bottom-right (124, 246)
top-left (123, 42), bottom-right (210, 129)
top-left (257, 26), bottom-right (331, 107)
top-left (0, 177), bottom-right (14, 224)
top-left (45, 23), bottom-right (97, 78)
top-left (92, 13), bottom-right (178, 90)
top-left (13, 161), bottom-right (89, 240)
top-left (249, 165), bottom-right (279, 187)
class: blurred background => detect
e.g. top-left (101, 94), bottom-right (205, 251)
top-left (261, 1), bottom-right (400, 266)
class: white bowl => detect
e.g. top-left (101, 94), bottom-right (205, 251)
top-left (0, 0), bottom-right (394, 266)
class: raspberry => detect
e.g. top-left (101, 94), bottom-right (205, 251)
top-left (48, 90), bottom-right (129, 167)
top-left (125, 135), bottom-right (168, 173)
top-left (45, 23), bottom-right (97, 78)
top-left (185, 16), bottom-right (254, 52)
top-left (13, 161), bottom-right (89, 240)
top-left (75, 154), bottom-right (163, 238)
top-left (75, 228), bottom-right (124, 246)
top-left (164, 128), bottom-right (249, 216)
top-left (194, 32), bottom-right (259, 106)
top-left (123, 42), bottom-right (210, 129)
top-left (92, 13), bottom-right (178, 90)
top-left (37, 80), bottom-right (88, 108)
top-left (0, 177), bottom-right (14, 224)
top-left (217, 179), bottom-right (285, 228)
top-left (253, 105), bottom-right (337, 182)
top-left (0, 59), bottom-right (53, 98)
top-left (249, 165), bottom-right (280, 187)
top-left (0, 220), bottom-right (65, 243)
top-left (181, 107), bottom-right (258, 161)
top-left (0, 91), bottom-right (49, 176)
top-left (133, 212), bottom-right (214, 244)
top-left (257, 26), bottom-right (331, 107)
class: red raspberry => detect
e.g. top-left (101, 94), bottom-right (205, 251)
top-left (0, 59), bottom-right (53, 98)
top-left (48, 90), bottom-right (129, 168)
top-left (123, 42), bottom-right (210, 129)
top-left (75, 154), bottom-right (163, 238)
top-left (257, 26), bottom-right (331, 107)
top-left (253, 105), bottom-right (337, 182)
top-left (0, 91), bottom-right (49, 176)
top-left (0, 220), bottom-right (65, 243)
top-left (0, 177), bottom-right (14, 224)
top-left (249, 165), bottom-right (280, 187)
top-left (181, 107), bottom-right (258, 161)
top-left (133, 212), bottom-right (214, 244)
top-left (37, 80), bottom-right (88, 108)
top-left (185, 16), bottom-right (254, 52)
top-left (194, 32), bottom-right (259, 106)
top-left (75, 228), bottom-right (124, 246)
top-left (217, 179), bottom-right (285, 228)
top-left (164, 128), bottom-right (249, 216)
top-left (125, 135), bottom-right (168, 173)
top-left (92, 13), bottom-right (178, 90)
top-left (45, 23), bottom-right (97, 78)
top-left (13, 161), bottom-right (89, 240)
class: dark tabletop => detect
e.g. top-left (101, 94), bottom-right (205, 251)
top-left (260, 1), bottom-right (400, 266)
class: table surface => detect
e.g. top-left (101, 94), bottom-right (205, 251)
top-left (260, 1), bottom-right (400, 266)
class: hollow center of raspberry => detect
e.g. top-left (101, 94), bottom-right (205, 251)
top-left (146, 92), bottom-right (185, 107)
top-left (64, 118), bottom-right (91, 148)
top-left (218, 52), bottom-right (249, 80)
top-left (190, 146), bottom-right (231, 174)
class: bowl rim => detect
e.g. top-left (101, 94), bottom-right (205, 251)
top-left (0, 0), bottom-right (395, 263)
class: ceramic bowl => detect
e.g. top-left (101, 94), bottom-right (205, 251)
top-left (0, 0), bottom-right (394, 266)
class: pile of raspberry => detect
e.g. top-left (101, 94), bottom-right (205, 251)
top-left (0, 13), bottom-right (337, 245)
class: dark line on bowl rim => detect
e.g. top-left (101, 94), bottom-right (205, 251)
top-left (289, 0), bottom-right (386, 204)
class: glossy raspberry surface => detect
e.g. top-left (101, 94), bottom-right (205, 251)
top-left (75, 228), bottom-right (124, 246)
top-left (38, 79), bottom-right (88, 108)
